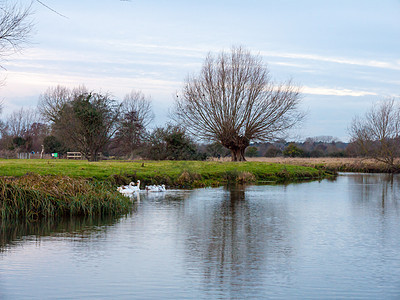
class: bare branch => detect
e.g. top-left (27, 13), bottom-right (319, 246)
top-left (173, 46), bottom-right (304, 161)
top-left (6, 106), bottom-right (38, 137)
top-left (34, 0), bottom-right (68, 19)
top-left (37, 85), bottom-right (71, 123)
top-left (0, 1), bottom-right (33, 59)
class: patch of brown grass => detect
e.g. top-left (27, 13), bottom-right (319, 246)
top-left (209, 157), bottom-right (394, 173)
top-left (236, 171), bottom-right (256, 183)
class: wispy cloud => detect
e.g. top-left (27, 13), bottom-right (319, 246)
top-left (302, 86), bottom-right (377, 97)
top-left (10, 43), bottom-right (400, 77)
top-left (260, 50), bottom-right (400, 71)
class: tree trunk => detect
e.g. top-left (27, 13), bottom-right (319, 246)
top-left (230, 147), bottom-right (246, 161)
top-left (87, 150), bottom-right (99, 162)
top-left (222, 136), bottom-right (249, 161)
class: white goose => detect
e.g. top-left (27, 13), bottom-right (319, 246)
top-left (130, 180), bottom-right (141, 192)
top-left (117, 186), bottom-right (135, 196)
top-left (117, 180), bottom-right (141, 197)
top-left (145, 184), bottom-right (166, 192)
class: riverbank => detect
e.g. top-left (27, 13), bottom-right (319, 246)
top-left (0, 159), bottom-right (330, 219)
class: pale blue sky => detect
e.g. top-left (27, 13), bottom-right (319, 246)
top-left (1, 0), bottom-right (400, 141)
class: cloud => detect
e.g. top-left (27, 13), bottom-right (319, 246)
top-left (302, 86), bottom-right (377, 97)
top-left (260, 50), bottom-right (400, 71)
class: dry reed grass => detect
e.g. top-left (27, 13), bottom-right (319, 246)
top-left (209, 157), bottom-right (394, 172)
top-left (0, 173), bottom-right (132, 220)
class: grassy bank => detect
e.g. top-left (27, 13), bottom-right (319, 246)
top-left (0, 159), bottom-right (329, 220)
top-left (0, 173), bottom-right (132, 220)
top-left (0, 159), bottom-right (329, 187)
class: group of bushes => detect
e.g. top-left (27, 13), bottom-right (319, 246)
top-left (250, 139), bottom-right (352, 158)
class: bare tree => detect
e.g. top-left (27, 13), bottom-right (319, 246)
top-left (37, 85), bottom-right (71, 123)
top-left (25, 121), bottom-right (49, 152)
top-left (174, 46), bottom-right (304, 161)
top-left (121, 90), bottom-right (154, 129)
top-left (6, 106), bottom-right (38, 137)
top-left (349, 98), bottom-right (400, 171)
top-left (37, 85), bottom-right (89, 123)
top-left (0, 106), bottom-right (49, 153)
top-left (0, 1), bottom-right (33, 64)
top-left (112, 90), bottom-right (154, 158)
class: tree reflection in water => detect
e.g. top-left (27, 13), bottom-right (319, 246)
top-left (347, 173), bottom-right (400, 213)
top-left (182, 185), bottom-right (296, 293)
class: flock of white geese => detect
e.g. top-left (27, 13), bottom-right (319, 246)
top-left (117, 180), bottom-right (166, 197)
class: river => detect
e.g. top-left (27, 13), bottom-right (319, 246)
top-left (1, 173), bottom-right (400, 299)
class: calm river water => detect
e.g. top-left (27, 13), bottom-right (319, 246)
top-left (1, 173), bottom-right (400, 299)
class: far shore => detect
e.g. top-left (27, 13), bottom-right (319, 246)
top-left (208, 157), bottom-right (397, 173)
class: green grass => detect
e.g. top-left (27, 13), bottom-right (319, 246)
top-left (0, 159), bottom-right (330, 220)
top-left (0, 159), bottom-right (328, 187)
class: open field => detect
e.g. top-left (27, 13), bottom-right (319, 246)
top-left (254, 157), bottom-right (395, 173)
top-left (0, 159), bottom-right (328, 187)
top-left (209, 157), bottom-right (396, 173)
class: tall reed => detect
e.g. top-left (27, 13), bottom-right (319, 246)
top-left (0, 174), bottom-right (132, 220)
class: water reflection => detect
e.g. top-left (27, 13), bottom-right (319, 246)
top-left (0, 214), bottom-right (128, 252)
top-left (346, 173), bottom-right (400, 213)
top-left (1, 176), bottom-right (400, 299)
top-left (182, 185), bottom-right (295, 295)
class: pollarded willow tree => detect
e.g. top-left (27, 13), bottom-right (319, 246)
top-left (174, 46), bottom-right (304, 161)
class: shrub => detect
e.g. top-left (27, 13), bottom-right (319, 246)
top-left (145, 125), bottom-right (205, 160)
top-left (223, 170), bottom-right (256, 183)
top-left (283, 143), bottom-right (304, 157)
top-left (245, 146), bottom-right (259, 157)
top-left (264, 146), bottom-right (282, 157)
top-left (236, 171), bottom-right (256, 183)
top-left (175, 170), bottom-right (202, 187)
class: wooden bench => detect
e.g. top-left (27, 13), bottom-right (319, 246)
top-left (67, 152), bottom-right (83, 160)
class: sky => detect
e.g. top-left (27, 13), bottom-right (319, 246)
top-left (1, 0), bottom-right (399, 141)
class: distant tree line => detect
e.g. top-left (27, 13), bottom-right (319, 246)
top-left (259, 136), bottom-right (351, 158)
top-left (223, 137), bottom-right (351, 159)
